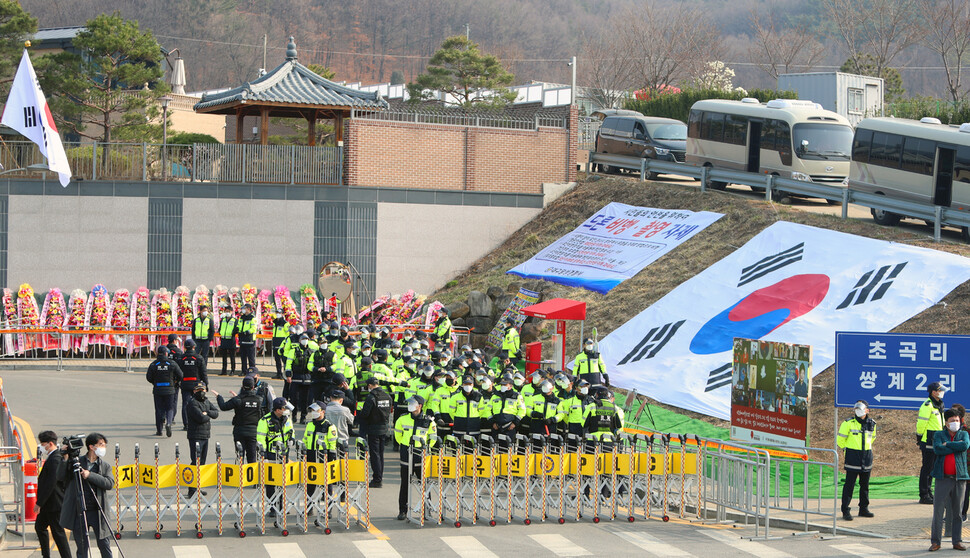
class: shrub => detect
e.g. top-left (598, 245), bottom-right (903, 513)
top-left (623, 88), bottom-right (799, 123)
top-left (168, 132), bottom-right (221, 144)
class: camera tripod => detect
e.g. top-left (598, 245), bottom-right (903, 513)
top-left (69, 454), bottom-right (127, 558)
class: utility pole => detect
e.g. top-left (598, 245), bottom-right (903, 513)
top-left (262, 34), bottom-right (267, 71)
top-left (570, 56), bottom-right (577, 105)
top-left (465, 23), bottom-right (470, 41)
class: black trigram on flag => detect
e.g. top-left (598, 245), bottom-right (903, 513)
top-left (738, 242), bottom-right (804, 287)
top-left (617, 320), bottom-right (685, 365)
top-left (705, 363), bottom-right (732, 392)
top-left (23, 106), bottom-right (38, 128)
top-left (836, 262), bottom-right (907, 309)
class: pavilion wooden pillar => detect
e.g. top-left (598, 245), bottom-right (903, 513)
top-left (307, 109), bottom-right (318, 146)
top-left (334, 112), bottom-right (344, 145)
top-left (259, 107), bottom-right (270, 145)
top-left (235, 110), bottom-right (244, 143)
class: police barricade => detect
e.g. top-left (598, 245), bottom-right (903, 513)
top-left (404, 431), bottom-right (703, 528)
top-left (0, 376), bottom-right (27, 546)
top-left (110, 439), bottom-right (370, 538)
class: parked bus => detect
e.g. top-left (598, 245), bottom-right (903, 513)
top-left (686, 98), bottom-right (853, 193)
top-left (849, 117), bottom-right (970, 236)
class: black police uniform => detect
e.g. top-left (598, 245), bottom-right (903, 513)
top-left (360, 385), bottom-right (393, 484)
top-left (146, 356), bottom-right (184, 436)
top-left (217, 388), bottom-right (262, 463)
top-left (178, 349), bottom-right (208, 429)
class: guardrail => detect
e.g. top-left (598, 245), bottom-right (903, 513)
top-left (0, 378), bottom-right (25, 547)
top-left (587, 152), bottom-right (970, 242)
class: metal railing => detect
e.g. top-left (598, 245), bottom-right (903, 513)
top-left (0, 141), bottom-right (343, 185)
top-left (587, 152), bottom-right (970, 242)
top-left (578, 117), bottom-right (601, 150)
top-left (350, 108), bottom-right (568, 130)
top-left (0, 377), bottom-right (25, 546)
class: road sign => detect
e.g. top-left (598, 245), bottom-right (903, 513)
top-left (835, 331), bottom-right (970, 410)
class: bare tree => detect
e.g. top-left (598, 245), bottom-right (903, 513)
top-left (579, 32), bottom-right (633, 109)
top-left (747, 7), bottom-right (826, 80)
top-left (920, 0), bottom-right (970, 101)
top-left (819, 0), bottom-right (923, 77)
top-left (619, 2), bottom-right (721, 92)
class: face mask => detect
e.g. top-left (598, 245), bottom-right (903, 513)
top-left (513, 378), bottom-right (524, 387)
top-left (282, 409), bottom-right (291, 417)
top-left (300, 339), bottom-right (308, 347)
top-left (440, 359), bottom-right (448, 367)
top-left (392, 349), bottom-right (401, 356)
top-left (579, 387), bottom-right (589, 396)
top-left (330, 329), bottom-right (338, 336)
top-left (408, 403), bottom-right (419, 413)
top-left (949, 421), bottom-right (962, 432)
top-left (462, 385), bottom-right (473, 394)
top-left (320, 343), bottom-right (328, 351)
top-left (362, 349), bottom-right (372, 356)
top-left (194, 391), bottom-right (206, 401)
top-left (585, 344), bottom-right (593, 351)
top-left (533, 375), bottom-right (542, 385)
top-left (499, 385), bottom-right (509, 393)
top-left (308, 411), bottom-right (320, 421)
top-left (202, 311), bottom-right (209, 317)
top-left (94, 446), bottom-right (106, 458)
top-left (542, 385), bottom-right (553, 394)
top-left (482, 381), bottom-right (492, 391)
top-left (40, 445), bottom-right (51, 458)
top-left (854, 408), bottom-right (866, 418)
top-left (347, 350), bottom-right (357, 357)
top-left (436, 377), bottom-right (446, 386)
top-left (446, 378), bottom-right (455, 387)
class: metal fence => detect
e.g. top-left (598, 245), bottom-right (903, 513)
top-left (0, 141), bottom-right (343, 185)
top-left (578, 117), bottom-right (601, 151)
top-left (350, 108), bottom-right (568, 130)
top-left (587, 152), bottom-right (970, 243)
top-left (0, 376), bottom-right (25, 546)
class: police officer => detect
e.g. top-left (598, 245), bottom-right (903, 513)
top-left (558, 378), bottom-right (590, 438)
top-left (584, 386), bottom-right (621, 444)
top-left (573, 338), bottom-right (609, 387)
top-left (918, 381), bottom-right (947, 504)
top-left (237, 303), bottom-right (258, 375)
top-left (192, 305), bottom-right (214, 363)
top-left (278, 324), bottom-right (303, 399)
top-left (429, 370), bottom-right (456, 437)
top-left (178, 338), bottom-right (208, 430)
top-left (309, 337), bottom-right (334, 404)
top-left (394, 395), bottom-right (437, 520)
top-left (185, 384), bottom-right (219, 498)
top-left (146, 346), bottom-right (183, 437)
top-left (303, 401), bottom-right (336, 503)
top-left (839, 400), bottom-right (876, 521)
top-left (271, 315), bottom-right (289, 380)
top-left (218, 306), bottom-right (239, 376)
top-left (360, 377), bottom-right (393, 488)
top-left (431, 307), bottom-right (452, 351)
top-left (285, 334), bottom-right (316, 423)
top-left (166, 333), bottom-right (183, 358)
top-left (257, 397), bottom-right (294, 514)
top-left (501, 316), bottom-right (520, 361)
top-left (478, 376), bottom-right (499, 439)
top-left (490, 374), bottom-right (525, 439)
top-left (529, 379), bottom-right (562, 437)
top-left (217, 376), bottom-right (263, 463)
top-left (449, 376), bottom-right (481, 439)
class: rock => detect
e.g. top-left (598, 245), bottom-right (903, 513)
top-left (521, 322), bottom-right (544, 344)
top-left (465, 316), bottom-right (493, 335)
top-left (470, 333), bottom-right (490, 350)
top-left (486, 285), bottom-right (505, 300)
top-left (492, 295), bottom-right (513, 320)
top-left (467, 290), bottom-right (493, 317)
top-left (523, 280), bottom-right (543, 293)
top-left (506, 281), bottom-right (522, 294)
top-left (447, 302), bottom-right (470, 320)
top-left (452, 317), bottom-right (466, 328)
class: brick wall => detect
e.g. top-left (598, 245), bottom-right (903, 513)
top-left (345, 105), bottom-right (577, 194)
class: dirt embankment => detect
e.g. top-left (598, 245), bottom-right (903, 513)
top-left (433, 176), bottom-right (970, 476)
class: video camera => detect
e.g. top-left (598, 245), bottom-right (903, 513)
top-left (62, 434), bottom-right (85, 459)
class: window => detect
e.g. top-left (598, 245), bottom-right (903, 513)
top-left (761, 119), bottom-right (778, 151)
top-left (884, 133), bottom-right (904, 168)
top-left (775, 120), bottom-right (791, 153)
top-left (704, 112), bottom-right (725, 142)
top-left (724, 115), bottom-right (748, 146)
top-left (600, 117), bottom-right (618, 136)
top-left (868, 131), bottom-right (904, 168)
top-left (614, 118), bottom-right (635, 139)
top-left (852, 129), bottom-right (872, 163)
top-left (901, 137), bottom-right (936, 176)
top-left (848, 88), bottom-right (864, 114)
top-left (688, 110), bottom-right (703, 138)
top-left (956, 146), bottom-right (970, 184)
top-left (633, 122), bottom-right (646, 139)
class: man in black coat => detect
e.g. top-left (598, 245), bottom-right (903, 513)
top-left (359, 377), bottom-right (393, 488)
top-left (217, 375), bottom-right (262, 463)
top-left (58, 433), bottom-right (113, 558)
top-left (35, 430), bottom-right (71, 558)
top-left (166, 333), bottom-right (183, 358)
top-left (178, 339), bottom-right (208, 430)
top-left (186, 384), bottom-right (219, 497)
top-left (146, 346), bottom-right (183, 438)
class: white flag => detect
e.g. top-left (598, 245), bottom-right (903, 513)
top-left (1, 50), bottom-right (71, 186)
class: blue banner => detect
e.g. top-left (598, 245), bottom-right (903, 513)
top-left (835, 332), bottom-right (970, 410)
top-left (507, 203), bottom-right (722, 294)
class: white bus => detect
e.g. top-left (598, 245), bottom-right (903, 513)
top-left (686, 98), bottom-right (854, 192)
top-left (849, 117), bottom-right (970, 234)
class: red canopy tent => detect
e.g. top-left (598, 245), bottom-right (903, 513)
top-left (520, 298), bottom-right (587, 371)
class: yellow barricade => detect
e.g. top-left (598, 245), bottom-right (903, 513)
top-left (422, 452), bottom-right (695, 478)
top-left (122, 459), bottom-right (368, 488)
top-left (114, 465), bottom-right (137, 489)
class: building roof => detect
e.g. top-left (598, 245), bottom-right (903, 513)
top-left (33, 26), bottom-right (85, 42)
top-left (194, 37), bottom-right (388, 114)
top-left (521, 299), bottom-right (587, 321)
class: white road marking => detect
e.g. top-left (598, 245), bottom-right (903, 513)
top-left (441, 536), bottom-right (500, 558)
top-left (529, 533), bottom-right (592, 557)
top-left (601, 525), bottom-right (694, 556)
top-left (354, 539), bottom-right (403, 558)
top-left (172, 547), bottom-right (212, 558)
top-left (831, 543), bottom-right (897, 557)
top-left (264, 542), bottom-right (307, 558)
top-left (703, 530), bottom-right (793, 558)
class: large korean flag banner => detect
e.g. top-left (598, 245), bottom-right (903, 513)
top-left (599, 221), bottom-right (970, 420)
top-left (507, 202), bottom-right (722, 294)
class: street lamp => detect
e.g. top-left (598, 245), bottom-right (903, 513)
top-left (0, 163), bottom-right (49, 176)
top-left (160, 95), bottom-right (172, 181)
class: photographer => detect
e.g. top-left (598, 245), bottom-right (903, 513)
top-left (58, 433), bottom-right (113, 558)
top-left (36, 431), bottom-right (71, 558)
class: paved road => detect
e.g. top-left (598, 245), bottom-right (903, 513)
top-left (0, 368), bottom-right (938, 557)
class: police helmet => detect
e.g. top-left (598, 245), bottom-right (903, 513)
top-left (500, 373), bottom-right (514, 385)
top-left (374, 348), bottom-right (388, 361)
top-left (391, 340), bottom-right (402, 350)
top-left (420, 364), bottom-right (435, 377)
top-left (288, 325), bottom-right (300, 335)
